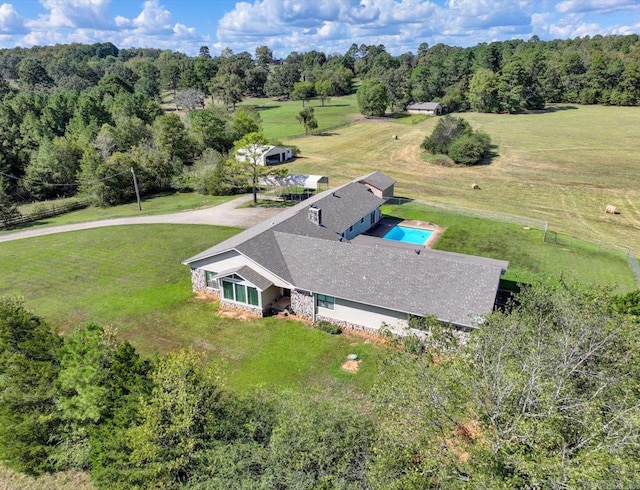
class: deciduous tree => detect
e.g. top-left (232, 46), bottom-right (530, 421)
top-left (296, 106), bottom-right (318, 135)
top-left (356, 78), bottom-right (388, 116)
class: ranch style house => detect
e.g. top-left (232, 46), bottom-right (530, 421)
top-left (183, 172), bottom-right (508, 335)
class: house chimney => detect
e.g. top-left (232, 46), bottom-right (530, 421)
top-left (308, 206), bottom-right (322, 226)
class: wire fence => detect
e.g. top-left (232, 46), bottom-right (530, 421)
top-left (384, 196), bottom-right (640, 288)
top-left (384, 196), bottom-right (547, 229)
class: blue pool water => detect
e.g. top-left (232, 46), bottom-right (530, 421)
top-left (383, 225), bottom-right (433, 245)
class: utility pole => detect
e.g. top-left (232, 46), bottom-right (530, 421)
top-left (131, 167), bottom-right (142, 211)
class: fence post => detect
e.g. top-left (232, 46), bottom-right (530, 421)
top-left (543, 222), bottom-right (548, 242)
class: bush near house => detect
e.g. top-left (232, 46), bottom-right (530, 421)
top-left (315, 321), bottom-right (342, 335)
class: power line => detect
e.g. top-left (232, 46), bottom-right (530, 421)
top-left (0, 169), bottom-right (132, 187)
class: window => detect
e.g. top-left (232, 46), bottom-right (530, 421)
top-left (205, 271), bottom-right (217, 288)
top-left (316, 294), bottom-right (335, 310)
top-left (222, 281), bottom-right (234, 300)
top-left (221, 280), bottom-right (260, 307)
top-left (360, 217), bottom-right (364, 223)
top-left (349, 225), bottom-right (353, 232)
top-left (247, 287), bottom-right (259, 306)
top-left (234, 283), bottom-right (246, 303)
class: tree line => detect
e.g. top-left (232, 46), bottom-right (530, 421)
top-left (1, 34), bottom-right (640, 210)
top-left (1, 284), bottom-right (639, 488)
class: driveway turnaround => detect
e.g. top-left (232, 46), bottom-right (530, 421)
top-left (0, 195), bottom-right (282, 243)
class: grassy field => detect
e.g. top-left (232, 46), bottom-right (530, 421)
top-left (241, 95), bottom-right (361, 140)
top-left (0, 225), bottom-right (384, 396)
top-left (284, 104), bottom-right (640, 254)
top-left (384, 202), bottom-right (636, 292)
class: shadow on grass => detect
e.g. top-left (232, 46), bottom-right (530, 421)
top-left (475, 146), bottom-right (500, 166)
top-left (1, 219), bottom-right (54, 232)
top-left (253, 105), bottom-right (281, 112)
top-left (528, 105), bottom-right (578, 114)
top-left (388, 112), bottom-right (412, 119)
top-left (386, 196), bottom-right (414, 206)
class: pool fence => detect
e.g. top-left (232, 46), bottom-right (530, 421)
top-left (384, 197), bottom-right (640, 288)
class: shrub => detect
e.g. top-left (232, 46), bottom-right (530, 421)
top-left (402, 334), bottom-right (425, 355)
top-left (315, 321), bottom-right (341, 335)
top-left (421, 115), bottom-right (471, 155)
top-left (422, 116), bottom-right (491, 166)
top-left (447, 132), bottom-right (491, 165)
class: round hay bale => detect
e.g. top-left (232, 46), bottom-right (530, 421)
top-left (605, 205), bottom-right (619, 214)
top-left (471, 183), bottom-right (481, 190)
top-left (393, 134), bottom-right (398, 140)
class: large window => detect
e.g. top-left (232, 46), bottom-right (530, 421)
top-left (234, 283), bottom-right (246, 303)
top-left (316, 294), bottom-right (335, 310)
top-left (247, 287), bottom-right (259, 306)
top-left (222, 281), bottom-right (234, 300)
top-left (221, 280), bottom-right (260, 307)
top-left (205, 271), bottom-right (217, 288)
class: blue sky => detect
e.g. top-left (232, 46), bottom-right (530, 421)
top-left (0, 1), bottom-right (638, 57)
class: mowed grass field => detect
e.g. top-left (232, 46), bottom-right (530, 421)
top-left (242, 95), bottom-right (361, 140)
top-left (383, 202), bottom-right (636, 291)
top-left (281, 104), bottom-right (640, 253)
top-left (0, 225), bottom-right (383, 396)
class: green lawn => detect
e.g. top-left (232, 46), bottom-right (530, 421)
top-left (286, 104), bottom-right (640, 253)
top-left (240, 95), bottom-right (361, 140)
top-left (0, 224), bottom-right (385, 396)
top-left (3, 193), bottom-right (235, 234)
top-left (384, 202), bottom-right (636, 292)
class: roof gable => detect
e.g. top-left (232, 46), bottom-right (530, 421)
top-left (359, 171), bottom-right (396, 191)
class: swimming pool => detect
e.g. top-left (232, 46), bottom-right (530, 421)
top-left (383, 225), bottom-right (433, 245)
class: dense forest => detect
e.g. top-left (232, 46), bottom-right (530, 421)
top-left (1, 285), bottom-right (639, 488)
top-left (1, 34), bottom-right (640, 210)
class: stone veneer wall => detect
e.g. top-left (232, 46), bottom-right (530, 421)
top-left (219, 299), bottom-right (264, 317)
top-left (291, 290), bottom-right (314, 320)
top-left (315, 315), bottom-right (380, 336)
top-left (191, 268), bottom-right (206, 291)
top-left (315, 315), bottom-right (472, 344)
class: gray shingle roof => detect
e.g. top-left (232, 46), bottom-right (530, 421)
top-left (407, 102), bottom-right (442, 110)
top-left (183, 172), bottom-right (508, 328)
top-left (275, 232), bottom-right (505, 327)
top-left (359, 171), bottom-right (396, 191)
top-left (183, 179), bottom-right (384, 265)
top-left (214, 265), bottom-right (274, 291)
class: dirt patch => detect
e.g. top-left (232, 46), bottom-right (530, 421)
top-left (194, 290), bottom-right (217, 300)
top-left (340, 359), bottom-right (362, 373)
top-left (216, 309), bottom-right (260, 321)
top-left (341, 327), bottom-right (389, 345)
top-left (194, 340), bottom-right (215, 351)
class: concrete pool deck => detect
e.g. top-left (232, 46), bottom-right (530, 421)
top-left (359, 217), bottom-right (445, 249)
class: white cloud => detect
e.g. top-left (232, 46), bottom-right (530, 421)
top-left (131, 0), bottom-right (172, 33)
top-left (549, 21), bottom-right (602, 38)
top-left (114, 15), bottom-right (131, 28)
top-left (556, 0), bottom-right (640, 15)
top-left (215, 0), bottom-right (540, 56)
top-left (611, 21), bottom-right (640, 35)
top-left (33, 0), bottom-right (112, 29)
top-left (0, 3), bottom-right (26, 34)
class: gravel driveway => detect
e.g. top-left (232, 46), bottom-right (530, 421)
top-left (0, 195), bottom-right (282, 243)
